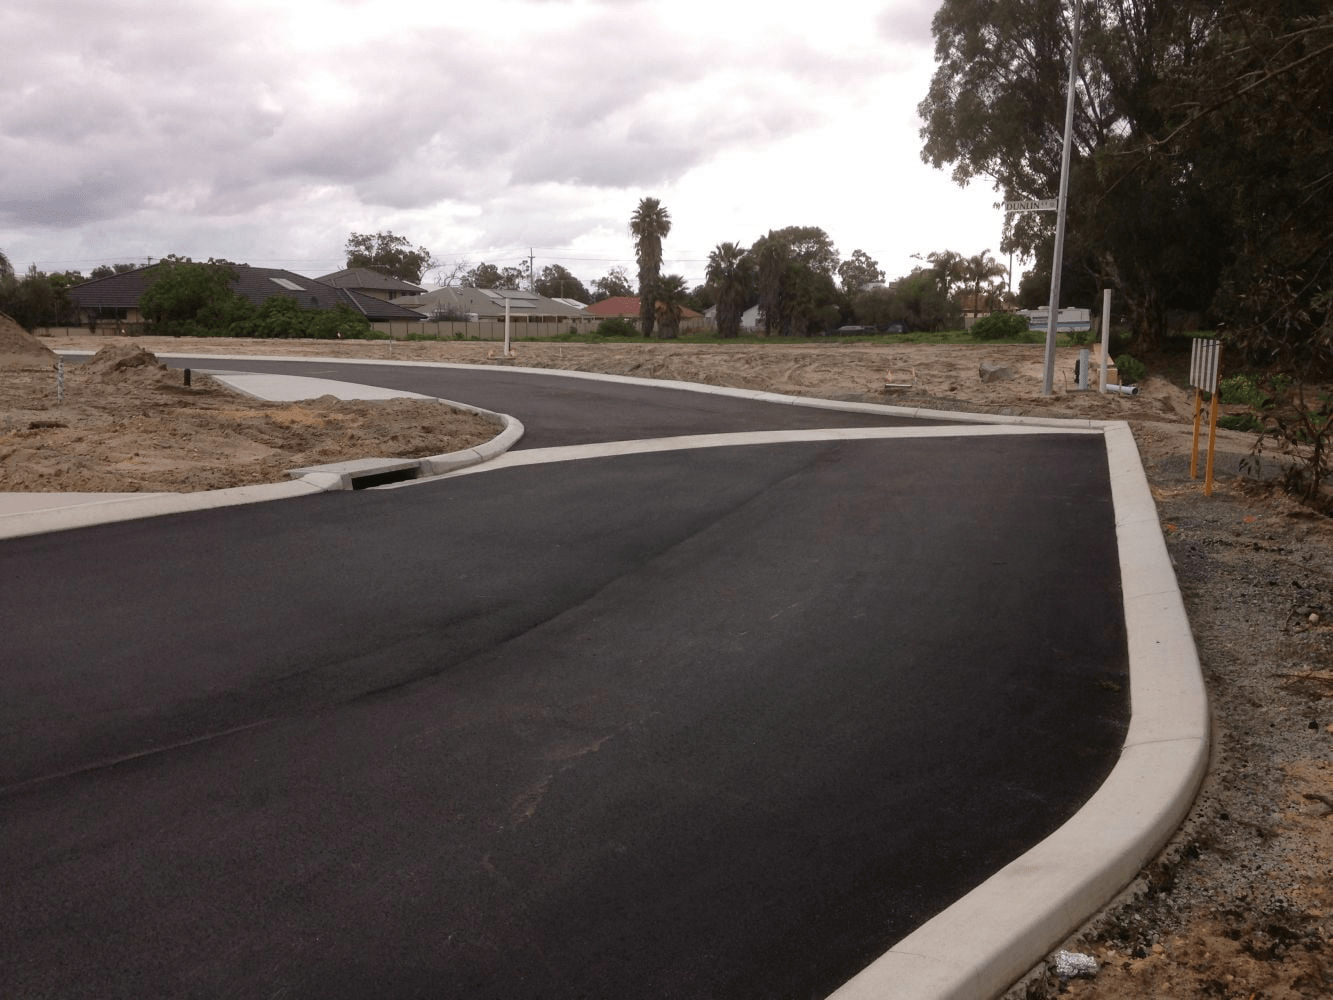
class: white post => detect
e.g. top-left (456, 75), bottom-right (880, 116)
top-left (504, 298), bottom-right (511, 356)
top-left (1042, 0), bottom-right (1081, 396)
top-left (1099, 288), bottom-right (1112, 392)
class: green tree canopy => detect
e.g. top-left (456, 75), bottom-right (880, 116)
top-left (591, 266), bottom-right (635, 302)
top-left (344, 231), bottom-right (434, 284)
top-left (630, 197), bottom-right (672, 337)
top-left (837, 249), bottom-right (885, 295)
top-left (960, 250), bottom-right (1008, 315)
top-left (752, 227), bottom-right (840, 337)
top-left (918, 0), bottom-right (1222, 345)
top-left (0, 265), bottom-right (81, 330)
top-left (463, 262), bottom-right (527, 290)
top-left (89, 263), bottom-right (140, 280)
top-left (535, 264), bottom-right (591, 303)
top-left (853, 268), bottom-right (962, 333)
top-left (139, 257), bottom-right (246, 332)
top-left (706, 242), bottom-right (756, 339)
top-left (654, 274), bottom-right (690, 340)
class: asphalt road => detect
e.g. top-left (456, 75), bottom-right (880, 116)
top-left (161, 355), bottom-right (946, 449)
top-left (0, 364), bottom-right (1129, 1000)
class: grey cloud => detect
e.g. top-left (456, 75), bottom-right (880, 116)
top-left (2, 0), bottom-right (924, 265)
top-left (875, 0), bottom-right (939, 48)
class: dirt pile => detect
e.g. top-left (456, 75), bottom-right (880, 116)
top-left (81, 342), bottom-right (168, 378)
top-left (0, 312), bottom-right (58, 369)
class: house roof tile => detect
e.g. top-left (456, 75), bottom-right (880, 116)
top-left (315, 268), bottom-right (426, 293)
top-left (67, 263), bottom-right (425, 321)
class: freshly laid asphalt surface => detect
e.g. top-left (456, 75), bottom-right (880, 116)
top-left (159, 355), bottom-right (949, 449)
top-left (0, 362), bottom-right (1130, 1000)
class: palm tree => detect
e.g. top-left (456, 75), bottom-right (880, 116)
top-left (630, 197), bottom-right (671, 337)
top-left (706, 242), bottom-right (755, 339)
top-left (926, 250), bottom-right (965, 300)
top-left (962, 250), bottom-right (1008, 317)
top-left (654, 274), bottom-right (689, 339)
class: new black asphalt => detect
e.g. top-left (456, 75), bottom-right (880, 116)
top-left (161, 355), bottom-right (947, 449)
top-left (1, 365), bottom-right (1129, 1000)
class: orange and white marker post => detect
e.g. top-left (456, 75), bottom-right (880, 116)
top-left (1188, 338), bottom-right (1223, 495)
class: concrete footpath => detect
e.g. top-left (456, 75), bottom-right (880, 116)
top-left (1, 356), bottom-right (1208, 1000)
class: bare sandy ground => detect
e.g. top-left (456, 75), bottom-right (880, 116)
top-left (28, 331), bottom-right (1265, 479)
top-left (0, 335), bottom-right (496, 492)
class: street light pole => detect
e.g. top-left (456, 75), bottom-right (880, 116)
top-left (1042, 0), bottom-right (1082, 396)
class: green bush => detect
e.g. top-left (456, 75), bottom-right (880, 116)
top-left (1219, 373), bottom-right (1267, 408)
top-left (593, 316), bottom-right (638, 338)
top-left (1115, 353), bottom-right (1147, 385)
top-left (1218, 412), bottom-right (1264, 432)
top-left (970, 312), bottom-right (1030, 341)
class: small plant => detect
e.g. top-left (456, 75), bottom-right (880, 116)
top-left (1115, 354), bottom-right (1147, 385)
top-left (970, 312), bottom-right (1030, 341)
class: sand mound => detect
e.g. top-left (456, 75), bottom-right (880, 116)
top-left (82, 342), bottom-right (167, 379)
top-left (0, 311), bottom-right (58, 369)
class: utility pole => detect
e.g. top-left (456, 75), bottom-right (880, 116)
top-left (1042, 0), bottom-right (1082, 396)
top-left (528, 248), bottom-right (535, 291)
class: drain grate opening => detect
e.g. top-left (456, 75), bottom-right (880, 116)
top-left (350, 467), bottom-right (420, 490)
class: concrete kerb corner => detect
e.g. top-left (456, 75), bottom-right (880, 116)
top-left (419, 407), bottom-right (524, 476)
top-left (827, 419), bottom-right (1208, 1000)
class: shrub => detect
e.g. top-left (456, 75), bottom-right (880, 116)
top-left (1220, 374), bottom-right (1267, 408)
top-left (970, 312), bottom-right (1030, 341)
top-left (1115, 353), bottom-right (1147, 385)
top-left (594, 317), bottom-right (638, 338)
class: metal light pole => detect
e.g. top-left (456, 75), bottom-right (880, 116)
top-left (1042, 0), bottom-right (1082, 396)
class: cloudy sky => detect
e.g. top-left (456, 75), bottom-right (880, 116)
top-left (1, 0), bottom-right (1010, 291)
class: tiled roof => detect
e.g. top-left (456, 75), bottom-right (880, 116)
top-left (586, 295), bottom-right (700, 319)
top-left (315, 268), bottom-right (426, 294)
top-left (67, 263), bottom-right (424, 321)
top-left (586, 296), bottom-right (642, 317)
top-left (395, 286), bottom-right (589, 320)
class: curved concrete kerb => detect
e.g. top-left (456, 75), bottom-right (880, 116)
top-left (826, 422), bottom-right (1208, 1000)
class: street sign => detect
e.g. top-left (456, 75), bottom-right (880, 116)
top-left (1003, 199), bottom-right (1058, 214)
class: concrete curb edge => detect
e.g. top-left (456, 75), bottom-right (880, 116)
top-left (826, 422), bottom-right (1208, 1000)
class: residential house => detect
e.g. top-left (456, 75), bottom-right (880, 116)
top-left (587, 295), bottom-right (705, 332)
top-left (395, 286), bottom-right (592, 326)
top-left (314, 267), bottom-right (426, 301)
top-left (66, 263), bottom-right (426, 331)
top-left (703, 304), bottom-right (761, 333)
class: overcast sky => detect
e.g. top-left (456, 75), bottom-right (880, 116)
top-left (1, 0), bottom-right (1011, 291)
